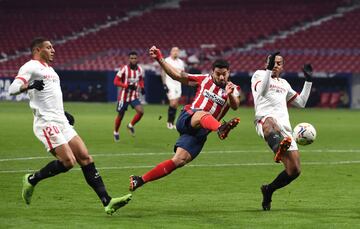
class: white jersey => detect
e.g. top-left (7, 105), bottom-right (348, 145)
top-left (14, 60), bottom-right (66, 122)
top-left (164, 56), bottom-right (185, 88)
top-left (251, 70), bottom-right (297, 125)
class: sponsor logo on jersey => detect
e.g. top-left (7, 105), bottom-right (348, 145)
top-left (269, 84), bottom-right (286, 93)
top-left (203, 89), bottom-right (225, 106)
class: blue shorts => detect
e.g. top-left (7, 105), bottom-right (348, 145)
top-left (116, 99), bottom-right (141, 114)
top-left (174, 109), bottom-right (210, 159)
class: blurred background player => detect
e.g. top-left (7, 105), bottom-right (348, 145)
top-left (113, 51), bottom-right (145, 141)
top-left (9, 37), bottom-right (131, 215)
top-left (161, 47), bottom-right (185, 129)
top-left (129, 46), bottom-right (240, 192)
top-left (251, 52), bottom-right (313, 210)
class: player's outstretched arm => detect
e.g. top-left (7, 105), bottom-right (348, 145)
top-left (9, 79), bottom-right (44, 95)
top-left (149, 46), bottom-right (189, 85)
top-left (257, 52), bottom-right (280, 96)
top-left (290, 63), bottom-right (313, 108)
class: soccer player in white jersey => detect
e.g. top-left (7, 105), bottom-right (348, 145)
top-left (161, 47), bottom-right (186, 129)
top-left (8, 37), bottom-right (131, 215)
top-left (251, 52), bottom-right (313, 210)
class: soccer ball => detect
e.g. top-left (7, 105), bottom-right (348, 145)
top-left (293, 122), bottom-right (316, 145)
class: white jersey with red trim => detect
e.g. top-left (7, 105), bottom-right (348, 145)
top-left (184, 74), bottom-right (241, 121)
top-left (116, 65), bottom-right (144, 102)
top-left (251, 70), bottom-right (297, 124)
top-left (15, 59), bottom-right (67, 122)
top-left (164, 56), bottom-right (185, 88)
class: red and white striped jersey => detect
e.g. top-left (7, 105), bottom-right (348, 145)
top-left (184, 74), bottom-right (241, 120)
top-left (114, 65), bottom-right (144, 102)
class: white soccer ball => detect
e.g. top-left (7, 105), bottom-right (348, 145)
top-left (293, 122), bottom-right (317, 146)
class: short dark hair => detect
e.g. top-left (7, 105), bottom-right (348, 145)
top-left (30, 37), bottom-right (48, 53)
top-left (212, 59), bottom-right (229, 70)
top-left (266, 54), bottom-right (285, 65)
top-left (128, 51), bottom-right (138, 56)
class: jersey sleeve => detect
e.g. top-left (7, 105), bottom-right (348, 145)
top-left (251, 71), bottom-right (263, 93)
top-left (115, 66), bottom-right (126, 79)
top-left (9, 63), bottom-right (34, 95)
top-left (15, 63), bottom-right (34, 84)
top-left (285, 81), bottom-right (298, 102)
top-left (113, 66), bottom-right (127, 88)
top-left (138, 66), bottom-right (144, 88)
top-left (187, 74), bottom-right (206, 86)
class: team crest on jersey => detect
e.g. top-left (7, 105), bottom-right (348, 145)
top-left (203, 89), bottom-right (225, 106)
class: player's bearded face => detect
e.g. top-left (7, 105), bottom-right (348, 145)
top-left (212, 68), bottom-right (229, 88)
top-left (39, 41), bottom-right (55, 63)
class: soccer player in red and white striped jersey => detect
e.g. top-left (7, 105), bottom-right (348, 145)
top-left (129, 46), bottom-right (241, 192)
top-left (113, 51), bottom-right (145, 141)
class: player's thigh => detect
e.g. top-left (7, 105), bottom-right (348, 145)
top-left (131, 100), bottom-right (143, 113)
top-left (68, 135), bottom-right (93, 166)
top-left (172, 147), bottom-right (193, 167)
top-left (262, 117), bottom-right (282, 136)
top-left (116, 100), bottom-right (129, 114)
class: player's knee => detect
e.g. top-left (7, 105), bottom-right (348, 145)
top-left (288, 166), bottom-right (301, 178)
top-left (172, 157), bottom-right (187, 167)
top-left (172, 154), bottom-right (191, 168)
top-left (80, 154), bottom-right (93, 165)
top-left (62, 157), bottom-right (76, 169)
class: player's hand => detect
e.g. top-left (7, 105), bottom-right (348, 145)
top-left (28, 80), bottom-right (45, 91)
top-left (149, 46), bottom-right (164, 61)
top-left (141, 88), bottom-right (145, 95)
top-left (266, 52), bottom-right (280, 71)
top-left (225, 82), bottom-right (235, 95)
top-left (128, 84), bottom-right (136, 90)
top-left (163, 84), bottom-right (169, 93)
top-left (302, 63), bottom-right (313, 82)
top-left (64, 111), bottom-right (75, 126)
top-left (123, 83), bottom-right (128, 89)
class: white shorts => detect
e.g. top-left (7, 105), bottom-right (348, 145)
top-left (33, 118), bottom-right (78, 152)
top-left (255, 115), bottom-right (298, 151)
top-left (166, 83), bottom-right (182, 100)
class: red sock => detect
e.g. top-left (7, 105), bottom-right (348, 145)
top-left (130, 112), bottom-right (143, 126)
top-left (142, 159), bottom-right (176, 183)
top-left (199, 114), bottom-right (221, 131)
top-left (114, 115), bottom-right (122, 132)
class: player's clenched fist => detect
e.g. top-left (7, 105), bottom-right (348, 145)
top-left (149, 46), bottom-right (163, 61)
top-left (225, 82), bottom-right (235, 95)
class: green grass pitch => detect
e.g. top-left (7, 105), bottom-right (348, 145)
top-left (1, 101), bottom-right (360, 228)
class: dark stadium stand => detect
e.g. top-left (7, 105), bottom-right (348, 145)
top-left (0, 0), bottom-right (357, 73)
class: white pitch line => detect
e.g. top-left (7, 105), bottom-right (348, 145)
top-left (1, 149), bottom-right (360, 162)
top-left (1, 160), bottom-right (360, 174)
